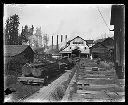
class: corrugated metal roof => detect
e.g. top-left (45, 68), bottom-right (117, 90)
top-left (4, 45), bottom-right (32, 57)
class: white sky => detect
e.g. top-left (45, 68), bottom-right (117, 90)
top-left (4, 4), bottom-right (114, 45)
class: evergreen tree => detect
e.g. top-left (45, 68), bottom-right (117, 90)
top-left (5, 18), bottom-right (10, 45)
top-left (5, 14), bottom-right (20, 45)
top-left (30, 25), bottom-right (34, 35)
top-left (20, 25), bottom-right (34, 45)
top-left (18, 34), bottom-right (22, 45)
top-left (20, 25), bottom-right (29, 44)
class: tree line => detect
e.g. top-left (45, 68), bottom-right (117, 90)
top-left (4, 14), bottom-right (49, 48)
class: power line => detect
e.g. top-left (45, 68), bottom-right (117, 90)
top-left (97, 7), bottom-right (111, 32)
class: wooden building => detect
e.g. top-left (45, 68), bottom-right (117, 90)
top-left (110, 5), bottom-right (125, 79)
top-left (90, 37), bottom-right (114, 61)
top-left (101, 37), bottom-right (114, 49)
top-left (90, 42), bottom-right (109, 59)
top-left (4, 45), bottom-right (35, 74)
top-left (59, 36), bottom-right (94, 58)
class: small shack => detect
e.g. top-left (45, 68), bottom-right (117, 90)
top-left (90, 42), bottom-right (109, 59)
top-left (101, 37), bottom-right (114, 49)
top-left (4, 45), bottom-right (35, 75)
top-left (90, 37), bottom-right (114, 60)
top-left (101, 37), bottom-right (114, 61)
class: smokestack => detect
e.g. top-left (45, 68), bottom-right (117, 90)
top-left (65, 35), bottom-right (67, 42)
top-left (61, 35), bottom-right (63, 42)
top-left (57, 35), bottom-right (58, 49)
top-left (52, 36), bottom-right (53, 50)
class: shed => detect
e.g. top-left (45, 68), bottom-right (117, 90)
top-left (4, 45), bottom-right (35, 74)
top-left (90, 42), bottom-right (109, 59)
top-left (101, 37), bottom-right (114, 49)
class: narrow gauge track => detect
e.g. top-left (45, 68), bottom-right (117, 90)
top-left (65, 58), bottom-right (125, 102)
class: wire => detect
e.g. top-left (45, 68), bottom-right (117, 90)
top-left (97, 7), bottom-right (111, 33)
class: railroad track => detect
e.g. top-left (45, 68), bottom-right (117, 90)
top-left (63, 58), bottom-right (125, 102)
top-left (13, 58), bottom-right (125, 102)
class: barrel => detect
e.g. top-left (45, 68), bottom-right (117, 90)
top-left (22, 63), bottom-right (32, 76)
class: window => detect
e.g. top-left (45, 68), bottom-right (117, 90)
top-left (73, 42), bottom-right (83, 44)
top-left (73, 42), bottom-right (76, 44)
top-left (85, 47), bottom-right (86, 50)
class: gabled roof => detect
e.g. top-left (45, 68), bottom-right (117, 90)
top-left (93, 37), bottom-right (114, 49)
top-left (102, 37), bottom-right (114, 44)
top-left (67, 36), bottom-right (94, 44)
top-left (59, 36), bottom-right (93, 52)
top-left (4, 45), bottom-right (34, 57)
top-left (102, 37), bottom-right (114, 47)
top-left (59, 44), bottom-right (70, 52)
top-left (90, 42), bottom-right (108, 49)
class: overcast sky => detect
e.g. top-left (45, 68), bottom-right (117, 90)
top-left (4, 4), bottom-right (114, 45)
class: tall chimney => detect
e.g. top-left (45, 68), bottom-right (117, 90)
top-left (52, 36), bottom-right (53, 50)
top-left (65, 35), bottom-right (67, 42)
top-left (57, 35), bottom-right (58, 49)
top-left (61, 35), bottom-right (63, 42)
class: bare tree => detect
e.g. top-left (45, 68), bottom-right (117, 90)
top-left (35, 27), bottom-right (42, 47)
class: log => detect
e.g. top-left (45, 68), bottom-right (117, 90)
top-left (22, 63), bottom-right (32, 76)
top-left (31, 68), bottom-right (42, 77)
